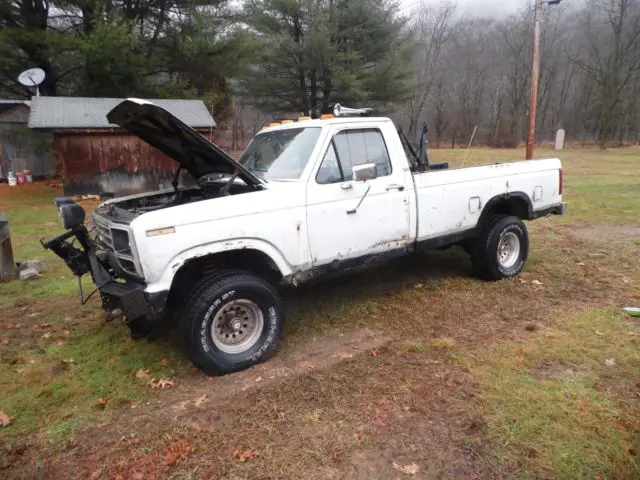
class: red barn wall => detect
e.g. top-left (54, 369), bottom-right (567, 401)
top-left (55, 129), bottom-right (215, 196)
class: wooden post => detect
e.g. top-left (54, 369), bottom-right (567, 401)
top-left (526, 0), bottom-right (542, 160)
top-left (0, 213), bottom-right (18, 282)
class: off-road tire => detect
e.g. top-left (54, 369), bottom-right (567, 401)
top-left (470, 215), bottom-right (529, 281)
top-left (180, 271), bottom-right (284, 375)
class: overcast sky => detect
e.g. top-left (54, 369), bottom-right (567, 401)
top-left (401, 0), bottom-right (528, 17)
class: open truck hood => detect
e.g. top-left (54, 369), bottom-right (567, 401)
top-left (106, 99), bottom-right (264, 188)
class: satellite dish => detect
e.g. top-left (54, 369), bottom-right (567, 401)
top-left (18, 68), bottom-right (46, 96)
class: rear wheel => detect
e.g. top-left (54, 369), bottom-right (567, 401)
top-left (471, 215), bottom-right (529, 281)
top-left (181, 271), bottom-right (284, 375)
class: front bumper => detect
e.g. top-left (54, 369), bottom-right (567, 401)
top-left (99, 281), bottom-right (168, 321)
top-left (533, 202), bottom-right (568, 219)
top-left (41, 221), bottom-right (168, 322)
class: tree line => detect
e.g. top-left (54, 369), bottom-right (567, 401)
top-left (2, 0), bottom-right (639, 149)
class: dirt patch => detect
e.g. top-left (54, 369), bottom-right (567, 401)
top-left (164, 328), bottom-right (390, 430)
top-left (531, 361), bottom-right (581, 381)
top-left (21, 341), bottom-right (496, 480)
top-left (571, 225), bottom-right (640, 243)
top-left (78, 328), bottom-right (389, 440)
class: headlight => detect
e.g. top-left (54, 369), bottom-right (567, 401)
top-left (59, 203), bottom-right (86, 230)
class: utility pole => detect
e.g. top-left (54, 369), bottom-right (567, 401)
top-left (526, 0), bottom-right (562, 160)
top-left (526, 0), bottom-right (542, 160)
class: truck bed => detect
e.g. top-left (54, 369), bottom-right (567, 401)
top-left (412, 158), bottom-right (563, 241)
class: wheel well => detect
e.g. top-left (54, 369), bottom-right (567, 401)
top-left (479, 193), bottom-right (533, 227)
top-left (166, 249), bottom-right (283, 311)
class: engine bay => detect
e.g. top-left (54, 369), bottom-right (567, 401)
top-left (94, 179), bottom-right (257, 222)
top-left (116, 188), bottom-right (209, 214)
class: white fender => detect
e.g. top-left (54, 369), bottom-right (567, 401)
top-left (144, 238), bottom-right (295, 294)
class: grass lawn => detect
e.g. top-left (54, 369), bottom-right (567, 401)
top-left (1, 147), bottom-right (639, 479)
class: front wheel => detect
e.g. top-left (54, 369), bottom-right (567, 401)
top-left (181, 272), bottom-right (284, 375)
top-left (470, 215), bottom-right (529, 281)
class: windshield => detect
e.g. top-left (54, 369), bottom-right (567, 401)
top-left (238, 127), bottom-right (322, 181)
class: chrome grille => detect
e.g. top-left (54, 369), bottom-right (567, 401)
top-left (93, 214), bottom-right (113, 249)
top-left (92, 213), bottom-right (141, 277)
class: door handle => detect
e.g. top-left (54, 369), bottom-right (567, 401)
top-left (386, 184), bottom-right (405, 192)
top-left (340, 182), bottom-right (353, 190)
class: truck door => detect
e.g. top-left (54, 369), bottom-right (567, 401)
top-left (306, 125), bottom-right (411, 268)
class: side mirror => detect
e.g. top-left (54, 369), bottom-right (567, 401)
top-left (352, 163), bottom-right (377, 182)
top-left (59, 203), bottom-right (86, 230)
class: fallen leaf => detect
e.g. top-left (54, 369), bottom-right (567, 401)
top-left (0, 410), bottom-right (12, 427)
top-left (160, 358), bottom-right (172, 366)
top-left (594, 330), bottom-right (604, 336)
top-left (392, 461), bottom-right (420, 475)
top-left (39, 323), bottom-right (52, 329)
top-left (371, 350), bottom-right (380, 356)
top-left (531, 280), bottom-right (543, 286)
top-left (576, 262), bottom-right (586, 266)
top-left (255, 377), bottom-right (262, 383)
top-left (233, 449), bottom-right (260, 462)
top-left (41, 331), bottom-right (51, 340)
top-left (163, 439), bottom-right (191, 466)
top-left (194, 394), bottom-right (207, 408)
top-left (96, 397), bottom-right (109, 409)
top-left (89, 468), bottom-right (104, 480)
top-left (1, 339), bottom-right (9, 345)
top-left (414, 283), bottom-right (423, 289)
top-left (604, 358), bottom-right (616, 367)
top-left (53, 359), bottom-right (71, 372)
top-left (135, 368), bottom-right (150, 380)
top-left (148, 378), bottom-right (175, 389)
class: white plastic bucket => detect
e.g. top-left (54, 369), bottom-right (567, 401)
top-left (8, 172), bottom-right (17, 187)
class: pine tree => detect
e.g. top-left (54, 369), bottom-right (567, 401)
top-left (241, 0), bottom-right (412, 115)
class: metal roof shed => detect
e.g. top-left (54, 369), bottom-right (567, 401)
top-left (0, 100), bottom-right (55, 180)
top-left (28, 96), bottom-right (217, 196)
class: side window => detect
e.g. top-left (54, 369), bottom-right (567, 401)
top-left (316, 143), bottom-right (343, 184)
top-left (316, 128), bottom-right (392, 184)
top-left (334, 129), bottom-right (392, 181)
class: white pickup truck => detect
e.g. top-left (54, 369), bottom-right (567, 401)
top-left (44, 99), bottom-right (566, 375)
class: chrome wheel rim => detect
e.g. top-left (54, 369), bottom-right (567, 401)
top-left (497, 232), bottom-right (520, 269)
top-left (211, 299), bottom-right (264, 354)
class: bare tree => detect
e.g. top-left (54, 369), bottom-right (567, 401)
top-left (405, 0), bottom-right (456, 135)
top-left (570, 0), bottom-right (640, 148)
